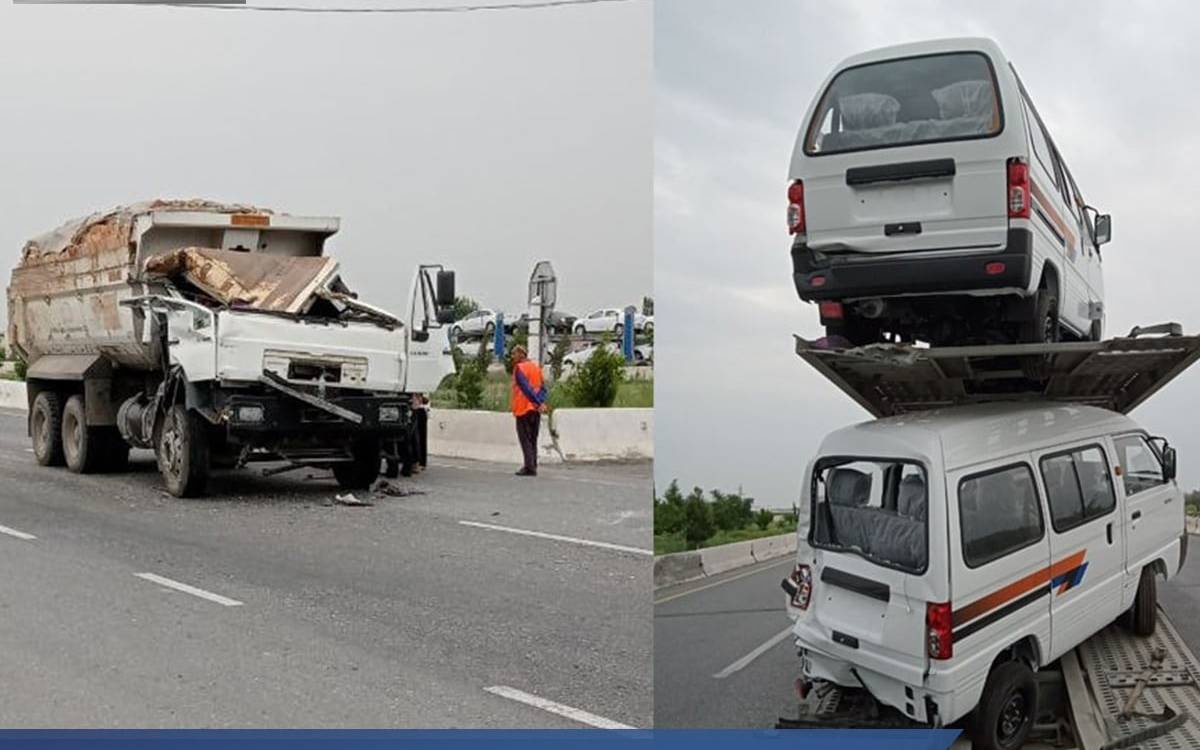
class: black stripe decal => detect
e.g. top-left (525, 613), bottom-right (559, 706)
top-left (821, 567), bottom-right (890, 603)
top-left (1033, 205), bottom-right (1065, 246)
top-left (953, 586), bottom-right (1048, 643)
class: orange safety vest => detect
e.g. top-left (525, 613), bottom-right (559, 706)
top-left (511, 359), bottom-right (545, 417)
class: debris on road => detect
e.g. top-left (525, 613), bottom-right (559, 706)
top-left (371, 479), bottom-right (426, 498)
top-left (334, 493), bottom-right (374, 507)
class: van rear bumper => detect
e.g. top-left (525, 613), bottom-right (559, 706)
top-left (792, 228), bottom-right (1032, 302)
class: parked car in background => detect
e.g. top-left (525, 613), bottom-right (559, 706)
top-left (452, 308), bottom-right (499, 340)
top-left (513, 310), bottom-right (578, 336)
top-left (562, 341), bottom-right (652, 369)
top-left (789, 37), bottom-right (1111, 347)
top-left (574, 308), bottom-right (650, 336)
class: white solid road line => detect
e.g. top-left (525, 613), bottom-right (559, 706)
top-left (0, 524), bottom-right (36, 541)
top-left (134, 573), bottom-right (244, 607)
top-left (483, 686), bottom-right (635, 729)
top-left (712, 626), bottom-right (794, 679)
top-left (458, 520), bottom-right (652, 556)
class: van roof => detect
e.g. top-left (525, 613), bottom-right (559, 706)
top-left (819, 401), bottom-right (1139, 472)
top-left (835, 37), bottom-right (1007, 70)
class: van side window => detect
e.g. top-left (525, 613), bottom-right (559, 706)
top-left (958, 464), bottom-right (1044, 568)
top-left (1039, 445), bottom-right (1116, 532)
top-left (1114, 435), bottom-right (1167, 496)
top-left (1022, 96), bottom-right (1059, 190)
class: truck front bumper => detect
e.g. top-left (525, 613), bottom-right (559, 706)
top-left (214, 388), bottom-right (411, 434)
top-left (792, 228), bottom-right (1032, 302)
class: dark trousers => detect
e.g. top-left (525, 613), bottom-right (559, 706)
top-left (515, 411), bottom-right (541, 472)
top-left (414, 408), bottom-right (428, 468)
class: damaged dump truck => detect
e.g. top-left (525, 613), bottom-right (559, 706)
top-left (6, 200), bottom-right (456, 497)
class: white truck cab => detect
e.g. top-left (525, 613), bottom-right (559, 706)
top-left (789, 38), bottom-right (1112, 347)
top-left (783, 402), bottom-right (1185, 750)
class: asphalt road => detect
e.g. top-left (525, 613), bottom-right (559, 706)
top-left (654, 543), bottom-right (1200, 729)
top-left (0, 408), bottom-right (651, 728)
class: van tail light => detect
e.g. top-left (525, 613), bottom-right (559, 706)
top-left (788, 564), bottom-right (813, 610)
top-left (926, 601), bottom-right (953, 660)
top-left (788, 180), bottom-right (807, 235)
top-left (818, 301), bottom-right (844, 320)
top-left (1007, 158), bottom-right (1030, 219)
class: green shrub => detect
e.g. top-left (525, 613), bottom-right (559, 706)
top-left (682, 486), bottom-right (713, 549)
top-left (710, 489), bottom-right (754, 531)
top-left (14, 358), bottom-right (27, 381)
top-left (755, 508), bottom-right (775, 530)
top-left (451, 341), bottom-right (488, 409)
top-left (549, 336), bottom-right (570, 382)
top-left (562, 340), bottom-right (624, 407)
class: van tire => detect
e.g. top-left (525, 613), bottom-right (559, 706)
top-left (30, 391), bottom-right (66, 467)
top-left (1090, 319), bottom-right (1103, 342)
top-left (1021, 291), bottom-right (1060, 344)
top-left (971, 660), bottom-right (1037, 750)
top-left (1132, 566), bottom-right (1158, 636)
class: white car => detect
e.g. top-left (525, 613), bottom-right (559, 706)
top-left (789, 38), bottom-right (1111, 347)
top-left (562, 341), bottom-right (618, 369)
top-left (574, 308), bottom-right (649, 336)
top-left (784, 402), bottom-right (1182, 748)
top-left (452, 308), bottom-right (500, 340)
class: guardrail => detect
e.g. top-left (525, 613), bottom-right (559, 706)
top-left (654, 532), bottom-right (797, 588)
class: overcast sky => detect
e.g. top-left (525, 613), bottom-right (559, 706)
top-left (654, 0), bottom-right (1200, 507)
top-left (0, 0), bottom-right (650, 323)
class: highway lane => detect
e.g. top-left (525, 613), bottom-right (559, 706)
top-left (656, 542), bottom-right (1200, 729)
top-left (0, 408), bottom-right (651, 727)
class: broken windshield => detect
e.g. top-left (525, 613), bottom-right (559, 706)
top-left (810, 457), bottom-right (928, 574)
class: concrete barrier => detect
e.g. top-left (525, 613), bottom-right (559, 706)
top-left (1188, 516), bottom-right (1200, 535)
top-left (655, 532), bottom-right (797, 588)
top-left (0, 380), bottom-right (25, 410)
top-left (654, 551), bottom-right (704, 588)
top-left (428, 407), bottom-right (652, 464)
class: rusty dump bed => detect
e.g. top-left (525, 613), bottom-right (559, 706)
top-left (795, 324), bottom-right (1200, 417)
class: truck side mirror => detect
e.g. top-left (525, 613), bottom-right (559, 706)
top-left (435, 270), bottom-right (456, 324)
top-left (1094, 214), bottom-right (1112, 246)
top-left (1163, 445), bottom-right (1178, 482)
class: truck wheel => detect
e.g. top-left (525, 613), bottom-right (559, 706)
top-left (30, 391), bottom-right (66, 467)
top-left (1131, 566), bottom-right (1158, 636)
top-left (333, 436), bottom-right (381, 490)
top-left (970, 660), bottom-right (1037, 750)
top-left (102, 428), bottom-right (131, 472)
top-left (157, 404), bottom-right (210, 498)
top-left (62, 395), bottom-right (105, 474)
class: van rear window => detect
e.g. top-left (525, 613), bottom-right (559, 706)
top-left (804, 52), bottom-right (1002, 156)
top-left (810, 458), bottom-right (927, 574)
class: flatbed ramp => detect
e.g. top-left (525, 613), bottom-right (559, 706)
top-left (795, 325), bottom-right (1200, 418)
top-left (779, 608), bottom-right (1200, 749)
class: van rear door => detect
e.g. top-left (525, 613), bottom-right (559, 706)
top-left (796, 51), bottom-right (1010, 256)
top-left (806, 459), bottom-right (939, 686)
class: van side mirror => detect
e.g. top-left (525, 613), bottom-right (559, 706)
top-left (1094, 214), bottom-right (1112, 246)
top-left (435, 270), bottom-right (456, 324)
top-left (1163, 445), bottom-right (1178, 482)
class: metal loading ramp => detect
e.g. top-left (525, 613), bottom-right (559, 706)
top-left (1068, 608), bottom-right (1200, 750)
top-left (794, 325), bottom-right (1200, 418)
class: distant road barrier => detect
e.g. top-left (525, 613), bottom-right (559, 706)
top-left (654, 532), bottom-right (797, 589)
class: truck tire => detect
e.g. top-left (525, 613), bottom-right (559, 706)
top-left (102, 428), bottom-right (131, 472)
top-left (334, 436), bottom-right (381, 490)
top-left (157, 404), bottom-right (210, 498)
top-left (62, 394), bottom-right (105, 474)
top-left (970, 660), bottom-right (1037, 750)
top-left (30, 391), bottom-right (66, 467)
top-left (1131, 566), bottom-right (1158, 636)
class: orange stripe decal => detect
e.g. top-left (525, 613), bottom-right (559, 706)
top-left (1029, 181), bottom-right (1077, 249)
top-left (953, 550), bottom-right (1086, 628)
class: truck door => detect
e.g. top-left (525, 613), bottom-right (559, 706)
top-left (404, 266), bottom-right (456, 394)
top-left (1111, 433), bottom-right (1180, 596)
top-left (1034, 442), bottom-right (1124, 660)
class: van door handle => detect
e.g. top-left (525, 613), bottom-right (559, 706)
top-left (1132, 510), bottom-right (1143, 520)
top-left (1107, 523), bottom-right (1113, 545)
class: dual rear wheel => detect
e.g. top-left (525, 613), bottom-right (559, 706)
top-left (30, 391), bottom-right (128, 474)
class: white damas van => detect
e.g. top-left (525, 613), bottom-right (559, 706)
top-left (788, 38), bottom-right (1113, 347)
top-left (782, 403), bottom-right (1186, 750)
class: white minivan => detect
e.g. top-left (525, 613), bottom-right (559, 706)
top-left (788, 38), bottom-right (1112, 347)
top-left (783, 402), bottom-right (1185, 749)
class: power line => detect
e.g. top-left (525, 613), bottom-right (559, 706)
top-left (162, 0), bottom-right (632, 12)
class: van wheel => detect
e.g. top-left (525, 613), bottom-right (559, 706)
top-left (62, 395), bottom-right (105, 474)
top-left (333, 436), bottom-right (381, 490)
top-left (1131, 566), bottom-right (1158, 636)
top-left (1021, 291), bottom-right (1060, 344)
top-left (30, 391), bottom-right (66, 467)
top-left (971, 660), bottom-right (1037, 750)
top-left (1090, 319), bottom-right (1103, 342)
top-left (824, 320), bottom-right (881, 347)
top-left (157, 404), bottom-right (210, 498)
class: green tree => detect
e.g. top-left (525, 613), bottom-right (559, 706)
top-left (710, 489), bottom-right (754, 531)
top-left (654, 480), bottom-right (687, 535)
top-left (452, 296), bottom-right (480, 322)
top-left (562, 338), bottom-right (624, 407)
top-left (451, 341), bottom-right (488, 409)
top-left (755, 508), bottom-right (775, 531)
top-left (682, 486), bottom-right (714, 549)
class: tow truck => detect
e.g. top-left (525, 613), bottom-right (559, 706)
top-left (780, 325), bottom-right (1200, 749)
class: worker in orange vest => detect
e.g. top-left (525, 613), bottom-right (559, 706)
top-left (511, 345), bottom-right (548, 476)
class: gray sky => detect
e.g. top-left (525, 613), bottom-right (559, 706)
top-left (655, 0), bottom-right (1200, 507)
top-left (0, 0), bottom-right (650, 323)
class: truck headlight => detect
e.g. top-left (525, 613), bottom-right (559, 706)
top-left (379, 404), bottom-right (402, 423)
top-left (235, 405), bottom-right (265, 423)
